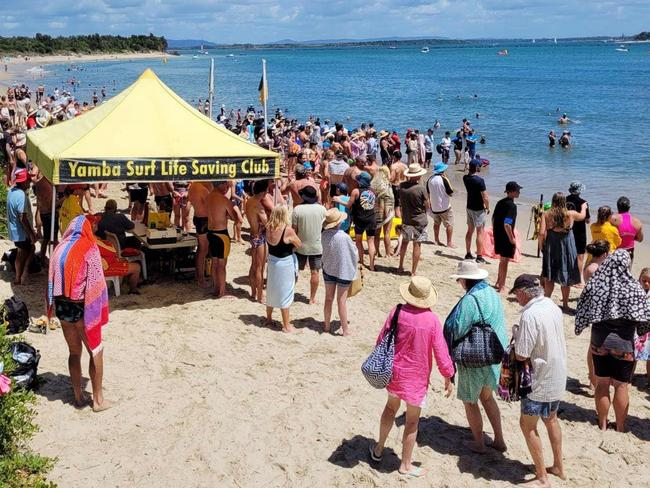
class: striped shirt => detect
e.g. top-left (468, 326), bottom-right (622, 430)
top-left (515, 296), bottom-right (567, 402)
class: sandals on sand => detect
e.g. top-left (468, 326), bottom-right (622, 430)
top-left (368, 444), bottom-right (383, 463)
top-left (400, 466), bottom-right (426, 478)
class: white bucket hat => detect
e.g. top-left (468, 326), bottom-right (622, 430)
top-left (450, 260), bottom-right (489, 280)
top-left (404, 163), bottom-right (427, 178)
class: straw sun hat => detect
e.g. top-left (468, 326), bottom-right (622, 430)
top-left (399, 276), bottom-right (438, 309)
top-left (404, 163), bottom-right (427, 178)
top-left (323, 208), bottom-right (347, 230)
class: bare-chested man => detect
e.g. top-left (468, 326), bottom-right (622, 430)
top-left (188, 181), bottom-right (213, 287)
top-left (389, 151), bottom-right (407, 218)
top-left (30, 166), bottom-right (60, 261)
top-left (284, 164), bottom-right (320, 207)
top-left (245, 180), bottom-right (274, 302)
top-left (206, 182), bottom-right (242, 298)
top-left (151, 182), bottom-right (174, 214)
top-left (343, 157), bottom-right (366, 192)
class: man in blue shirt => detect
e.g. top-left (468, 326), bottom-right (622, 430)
top-left (7, 168), bottom-right (36, 284)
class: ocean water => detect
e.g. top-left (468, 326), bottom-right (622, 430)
top-left (39, 41), bottom-right (650, 219)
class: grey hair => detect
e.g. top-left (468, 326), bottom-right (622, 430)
top-left (521, 285), bottom-right (544, 299)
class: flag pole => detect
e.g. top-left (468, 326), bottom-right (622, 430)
top-left (208, 58), bottom-right (214, 119)
top-left (262, 58), bottom-right (269, 142)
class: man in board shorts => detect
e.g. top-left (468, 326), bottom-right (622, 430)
top-left (206, 182), bottom-right (242, 298)
top-left (188, 182), bottom-right (213, 287)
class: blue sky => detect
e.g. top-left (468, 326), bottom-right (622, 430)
top-left (2, 0), bottom-right (648, 43)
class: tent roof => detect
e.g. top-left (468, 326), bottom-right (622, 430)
top-left (27, 68), bottom-right (279, 183)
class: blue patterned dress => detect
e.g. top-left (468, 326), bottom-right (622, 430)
top-left (443, 281), bottom-right (508, 403)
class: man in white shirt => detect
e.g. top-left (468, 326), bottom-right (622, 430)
top-left (511, 274), bottom-right (567, 487)
top-left (426, 162), bottom-right (455, 247)
top-left (441, 131), bottom-right (452, 164)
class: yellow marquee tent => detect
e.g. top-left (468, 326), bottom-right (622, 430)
top-left (26, 68), bottom-right (279, 184)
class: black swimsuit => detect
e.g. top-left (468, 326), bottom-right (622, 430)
top-left (268, 228), bottom-right (294, 258)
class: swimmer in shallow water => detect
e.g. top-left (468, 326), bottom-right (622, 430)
top-left (548, 130), bottom-right (556, 147)
top-left (559, 130), bottom-right (571, 148)
top-left (558, 113), bottom-right (570, 124)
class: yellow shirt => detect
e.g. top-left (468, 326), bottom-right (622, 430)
top-left (590, 221), bottom-right (622, 251)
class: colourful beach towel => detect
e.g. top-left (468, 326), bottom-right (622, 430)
top-left (48, 215), bottom-right (109, 355)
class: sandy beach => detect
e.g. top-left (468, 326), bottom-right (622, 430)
top-left (1, 174), bottom-right (648, 487)
top-left (0, 52), bottom-right (166, 90)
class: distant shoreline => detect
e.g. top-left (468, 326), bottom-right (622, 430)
top-left (0, 51), bottom-right (166, 90)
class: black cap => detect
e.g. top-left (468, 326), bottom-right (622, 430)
top-left (298, 185), bottom-right (318, 204)
top-left (505, 181), bottom-right (523, 193)
top-left (509, 274), bottom-right (541, 294)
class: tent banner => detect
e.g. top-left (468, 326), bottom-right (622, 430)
top-left (58, 157), bottom-right (279, 183)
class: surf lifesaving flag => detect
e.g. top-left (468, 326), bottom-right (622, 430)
top-left (258, 73), bottom-right (268, 105)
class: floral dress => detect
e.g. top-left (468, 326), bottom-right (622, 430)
top-left (634, 290), bottom-right (650, 360)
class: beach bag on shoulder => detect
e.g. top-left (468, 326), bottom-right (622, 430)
top-left (361, 305), bottom-right (402, 389)
top-left (498, 339), bottom-right (532, 402)
top-left (451, 296), bottom-right (505, 368)
top-left (348, 265), bottom-right (364, 298)
top-left (1, 296), bottom-right (29, 335)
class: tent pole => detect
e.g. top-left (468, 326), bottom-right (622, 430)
top-left (49, 184), bottom-right (56, 253)
top-left (208, 58), bottom-right (214, 120)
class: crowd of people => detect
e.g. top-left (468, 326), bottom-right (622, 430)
top-left (2, 80), bottom-right (650, 484)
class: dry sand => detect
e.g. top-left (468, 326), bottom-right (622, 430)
top-left (1, 172), bottom-right (648, 487)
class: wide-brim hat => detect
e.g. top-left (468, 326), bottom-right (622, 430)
top-left (433, 162), bottom-right (448, 174)
top-left (14, 133), bottom-right (26, 147)
top-left (450, 260), bottom-right (489, 280)
top-left (400, 276), bottom-right (438, 309)
top-left (378, 130), bottom-right (389, 138)
top-left (323, 208), bottom-right (347, 229)
top-left (404, 163), bottom-right (427, 178)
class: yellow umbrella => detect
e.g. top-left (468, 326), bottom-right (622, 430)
top-left (27, 68), bottom-right (279, 184)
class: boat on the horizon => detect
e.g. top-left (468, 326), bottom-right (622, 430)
top-left (421, 46), bottom-right (430, 53)
top-left (226, 53), bottom-right (235, 57)
top-left (497, 49), bottom-right (509, 56)
top-left (387, 46), bottom-right (397, 50)
top-left (192, 54), bottom-right (199, 59)
top-left (532, 38), bottom-right (536, 44)
top-left (616, 46), bottom-right (629, 52)
top-left (198, 44), bottom-right (209, 55)
top-left (554, 37), bottom-right (558, 44)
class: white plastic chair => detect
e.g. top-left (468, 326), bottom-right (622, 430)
top-left (104, 231), bottom-right (147, 280)
top-left (105, 276), bottom-right (121, 297)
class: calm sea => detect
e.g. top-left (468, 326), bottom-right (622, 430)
top-left (39, 41), bottom-right (650, 220)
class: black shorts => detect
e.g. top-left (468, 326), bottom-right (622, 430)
top-left (154, 194), bottom-right (173, 212)
top-left (129, 187), bottom-right (148, 205)
top-left (494, 238), bottom-right (515, 259)
top-left (193, 216), bottom-right (208, 235)
top-left (391, 185), bottom-right (401, 208)
top-left (329, 184), bottom-right (338, 198)
top-left (442, 148), bottom-right (450, 159)
top-left (425, 151), bottom-right (433, 162)
top-left (40, 212), bottom-right (59, 241)
top-left (574, 233), bottom-right (587, 255)
top-left (592, 353), bottom-right (635, 383)
top-left (14, 240), bottom-right (32, 250)
top-left (296, 253), bottom-right (322, 271)
top-left (353, 219), bottom-right (376, 237)
top-left (54, 297), bottom-right (84, 323)
top-left (207, 229), bottom-right (231, 259)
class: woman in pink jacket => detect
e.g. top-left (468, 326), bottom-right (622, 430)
top-left (370, 276), bottom-right (454, 478)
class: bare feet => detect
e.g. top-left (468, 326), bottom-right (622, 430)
top-left (435, 240), bottom-right (445, 246)
top-left (447, 243), bottom-right (457, 249)
top-left (522, 478), bottom-right (551, 487)
top-left (309, 298), bottom-right (317, 305)
top-left (486, 439), bottom-right (507, 452)
top-left (74, 393), bottom-right (92, 409)
top-left (282, 326), bottom-right (301, 334)
top-left (463, 440), bottom-right (486, 453)
top-left (546, 465), bottom-right (566, 480)
top-left (92, 399), bottom-right (114, 413)
top-left (323, 324), bottom-right (331, 333)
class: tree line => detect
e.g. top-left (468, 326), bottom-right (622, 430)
top-left (0, 33), bottom-right (167, 55)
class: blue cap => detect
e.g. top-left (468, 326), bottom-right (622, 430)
top-left (469, 158), bottom-right (482, 167)
top-left (356, 171), bottom-right (372, 188)
top-left (336, 182), bottom-right (349, 194)
top-left (303, 162), bottom-right (313, 171)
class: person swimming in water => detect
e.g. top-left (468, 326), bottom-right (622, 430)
top-left (548, 130), bottom-right (556, 147)
top-left (558, 113), bottom-right (570, 124)
top-left (559, 130), bottom-right (571, 148)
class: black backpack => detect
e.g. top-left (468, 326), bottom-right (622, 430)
top-left (9, 341), bottom-right (41, 389)
top-left (1, 297), bottom-right (29, 335)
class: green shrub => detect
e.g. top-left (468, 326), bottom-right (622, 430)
top-left (0, 326), bottom-right (56, 487)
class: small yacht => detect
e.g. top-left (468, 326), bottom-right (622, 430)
top-left (616, 46), bottom-right (629, 52)
top-left (497, 49), bottom-right (509, 56)
top-left (421, 46), bottom-right (430, 53)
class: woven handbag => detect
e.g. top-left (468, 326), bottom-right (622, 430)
top-left (361, 304), bottom-right (402, 389)
top-left (452, 296), bottom-right (505, 368)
